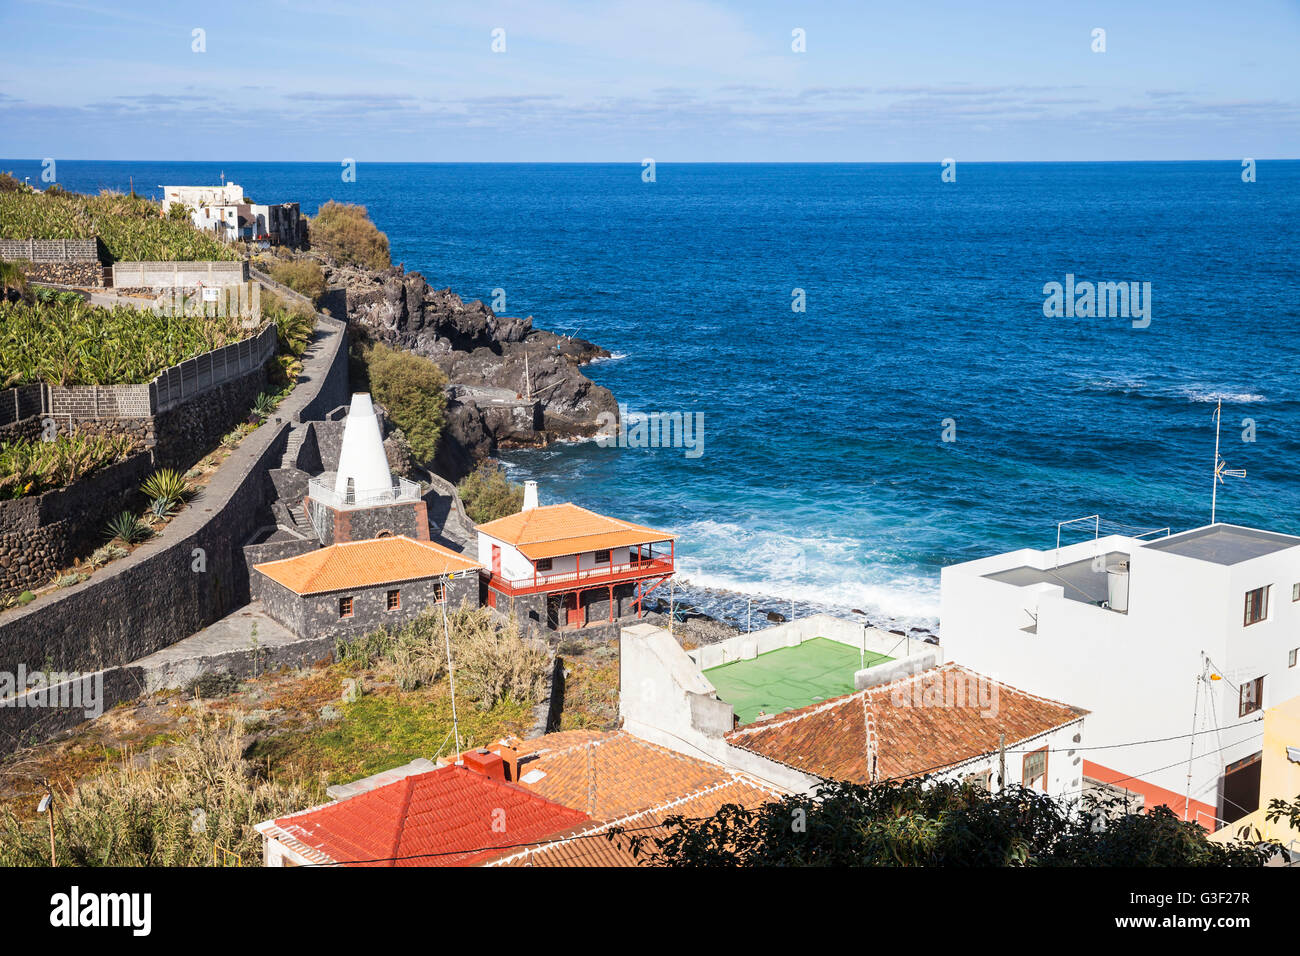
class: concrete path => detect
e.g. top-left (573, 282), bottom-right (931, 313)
top-left (130, 601), bottom-right (334, 692)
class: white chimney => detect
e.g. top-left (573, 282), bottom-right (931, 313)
top-left (522, 480), bottom-right (539, 512)
top-left (334, 393), bottom-right (392, 502)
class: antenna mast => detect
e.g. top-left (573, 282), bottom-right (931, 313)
top-left (1210, 399), bottom-right (1246, 524)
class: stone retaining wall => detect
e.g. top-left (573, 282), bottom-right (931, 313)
top-left (0, 298), bottom-right (350, 675)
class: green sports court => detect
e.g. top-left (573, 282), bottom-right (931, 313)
top-left (703, 637), bottom-right (893, 725)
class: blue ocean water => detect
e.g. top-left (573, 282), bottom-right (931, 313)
top-left (5, 160), bottom-right (1299, 629)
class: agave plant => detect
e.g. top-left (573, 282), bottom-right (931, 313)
top-left (140, 468), bottom-right (190, 508)
top-left (251, 391), bottom-right (279, 420)
top-left (104, 510), bottom-right (151, 545)
top-left (147, 496), bottom-right (177, 522)
top-left (89, 543), bottom-right (128, 568)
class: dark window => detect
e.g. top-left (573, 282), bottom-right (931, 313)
top-left (593, 549), bottom-right (610, 564)
top-left (386, 589), bottom-right (400, 611)
top-left (1290, 648), bottom-right (1298, 668)
top-left (1244, 586), bottom-right (1269, 626)
top-left (339, 596), bottom-right (353, 618)
top-left (1239, 677), bottom-right (1264, 717)
top-left (434, 582), bottom-right (446, 603)
top-left (1023, 748), bottom-right (1048, 791)
top-left (1293, 583), bottom-right (1300, 602)
top-left (964, 770), bottom-right (992, 791)
top-left (536, 558), bottom-right (553, 572)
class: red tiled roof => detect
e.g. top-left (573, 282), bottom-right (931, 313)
top-left (476, 503), bottom-right (673, 561)
top-left (485, 732), bottom-right (784, 867)
top-left (266, 764), bottom-right (588, 866)
top-left (1083, 760), bottom-right (1217, 827)
top-left (253, 535), bottom-right (481, 595)
top-left (725, 663), bottom-right (1085, 784)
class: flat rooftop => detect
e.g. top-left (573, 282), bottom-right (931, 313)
top-left (984, 551), bottom-right (1128, 606)
top-left (1140, 525), bottom-right (1300, 566)
top-left (702, 637), bottom-right (892, 725)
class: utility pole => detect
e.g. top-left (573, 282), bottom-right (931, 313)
top-left (1184, 655), bottom-right (1205, 823)
top-left (38, 781), bottom-right (56, 866)
top-left (442, 573), bottom-right (462, 762)
top-left (997, 733), bottom-right (1007, 791)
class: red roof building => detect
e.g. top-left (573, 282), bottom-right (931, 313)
top-left (255, 756), bottom-right (589, 867)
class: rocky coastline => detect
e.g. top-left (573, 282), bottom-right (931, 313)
top-left (325, 261), bottom-right (617, 481)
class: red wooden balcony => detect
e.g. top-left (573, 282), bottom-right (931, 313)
top-left (486, 554), bottom-right (675, 598)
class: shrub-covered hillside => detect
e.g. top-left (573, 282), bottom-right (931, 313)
top-left (0, 185), bottom-right (239, 262)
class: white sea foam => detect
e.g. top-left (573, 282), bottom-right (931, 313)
top-left (1172, 385), bottom-right (1265, 404)
top-left (588, 351), bottom-right (629, 364)
top-left (673, 518), bottom-right (941, 630)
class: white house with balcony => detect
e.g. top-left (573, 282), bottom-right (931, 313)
top-left (475, 483), bottom-right (675, 635)
top-left (940, 521), bottom-right (1300, 828)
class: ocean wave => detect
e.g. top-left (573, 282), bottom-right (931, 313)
top-left (1074, 377), bottom-right (1265, 404)
top-left (673, 518), bottom-right (941, 630)
top-left (588, 351), bottom-right (629, 364)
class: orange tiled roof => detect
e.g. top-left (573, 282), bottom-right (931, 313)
top-left (264, 764), bottom-right (588, 867)
top-left (485, 732), bottom-right (783, 867)
top-left (476, 503), bottom-right (673, 561)
top-left (253, 535), bottom-right (481, 595)
top-left (725, 663), bottom-right (1086, 784)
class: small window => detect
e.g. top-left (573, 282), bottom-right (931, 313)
top-left (386, 589), bottom-right (401, 611)
top-left (339, 596), bottom-right (353, 618)
top-left (434, 582), bottom-right (446, 603)
top-left (593, 549), bottom-right (610, 564)
top-left (1023, 748), bottom-right (1048, 791)
top-left (1293, 583), bottom-right (1300, 602)
top-left (536, 558), bottom-right (553, 572)
top-left (1289, 648), bottom-right (1298, 668)
top-left (1239, 676), bottom-right (1264, 717)
top-left (963, 770), bottom-right (992, 791)
top-left (1243, 586), bottom-right (1269, 626)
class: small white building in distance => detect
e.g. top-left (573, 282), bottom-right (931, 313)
top-left (161, 183), bottom-right (305, 246)
top-left (940, 522), bottom-right (1300, 829)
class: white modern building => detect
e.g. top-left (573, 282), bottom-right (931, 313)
top-left (161, 184), bottom-right (305, 246)
top-left (940, 521), bottom-right (1300, 827)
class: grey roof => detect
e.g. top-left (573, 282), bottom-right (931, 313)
top-left (985, 552), bottom-right (1129, 606)
top-left (1140, 524), bottom-right (1300, 566)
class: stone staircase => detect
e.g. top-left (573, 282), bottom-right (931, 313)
top-left (279, 423), bottom-right (308, 470)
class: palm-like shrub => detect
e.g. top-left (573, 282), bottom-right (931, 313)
top-left (104, 510), bottom-right (151, 545)
top-left (140, 468), bottom-right (190, 508)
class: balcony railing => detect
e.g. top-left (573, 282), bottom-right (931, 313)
top-left (307, 472), bottom-right (421, 511)
top-left (490, 556), bottom-right (675, 596)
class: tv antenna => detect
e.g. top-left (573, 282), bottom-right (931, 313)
top-left (1210, 399), bottom-right (1246, 524)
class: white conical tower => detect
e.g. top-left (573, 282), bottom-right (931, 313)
top-left (334, 393), bottom-right (392, 502)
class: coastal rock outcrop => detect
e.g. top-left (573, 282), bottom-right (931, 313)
top-left (326, 262), bottom-right (617, 480)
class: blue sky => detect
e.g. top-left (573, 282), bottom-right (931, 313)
top-left (2, 0), bottom-right (1298, 161)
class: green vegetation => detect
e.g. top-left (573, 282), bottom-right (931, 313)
top-left (337, 606), bottom-right (550, 710)
top-left (628, 777), bottom-right (1286, 867)
top-left (103, 510), bottom-right (151, 545)
top-left (266, 258), bottom-right (326, 305)
top-left (0, 188), bottom-right (238, 262)
top-left (0, 299), bottom-right (266, 387)
top-left (353, 342), bottom-right (448, 465)
top-left (307, 200), bottom-right (391, 270)
top-left (0, 433), bottom-right (134, 500)
top-left (0, 716), bottom-right (314, 867)
top-left (140, 468), bottom-right (191, 509)
top-left (0, 258), bottom-right (28, 299)
top-left (457, 459), bottom-right (525, 524)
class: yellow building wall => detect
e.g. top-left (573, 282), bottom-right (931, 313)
top-left (1212, 695), bottom-right (1300, 847)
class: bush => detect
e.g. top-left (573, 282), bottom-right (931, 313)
top-left (457, 460), bottom-right (524, 523)
top-left (337, 607), bottom-right (549, 709)
top-left (356, 343), bottom-right (447, 464)
top-left (0, 714), bottom-right (315, 866)
top-left (0, 433), bottom-right (134, 500)
top-left (141, 468), bottom-right (191, 508)
top-left (307, 201), bottom-right (390, 270)
top-left (104, 510), bottom-right (151, 545)
top-left (267, 259), bottom-right (326, 305)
